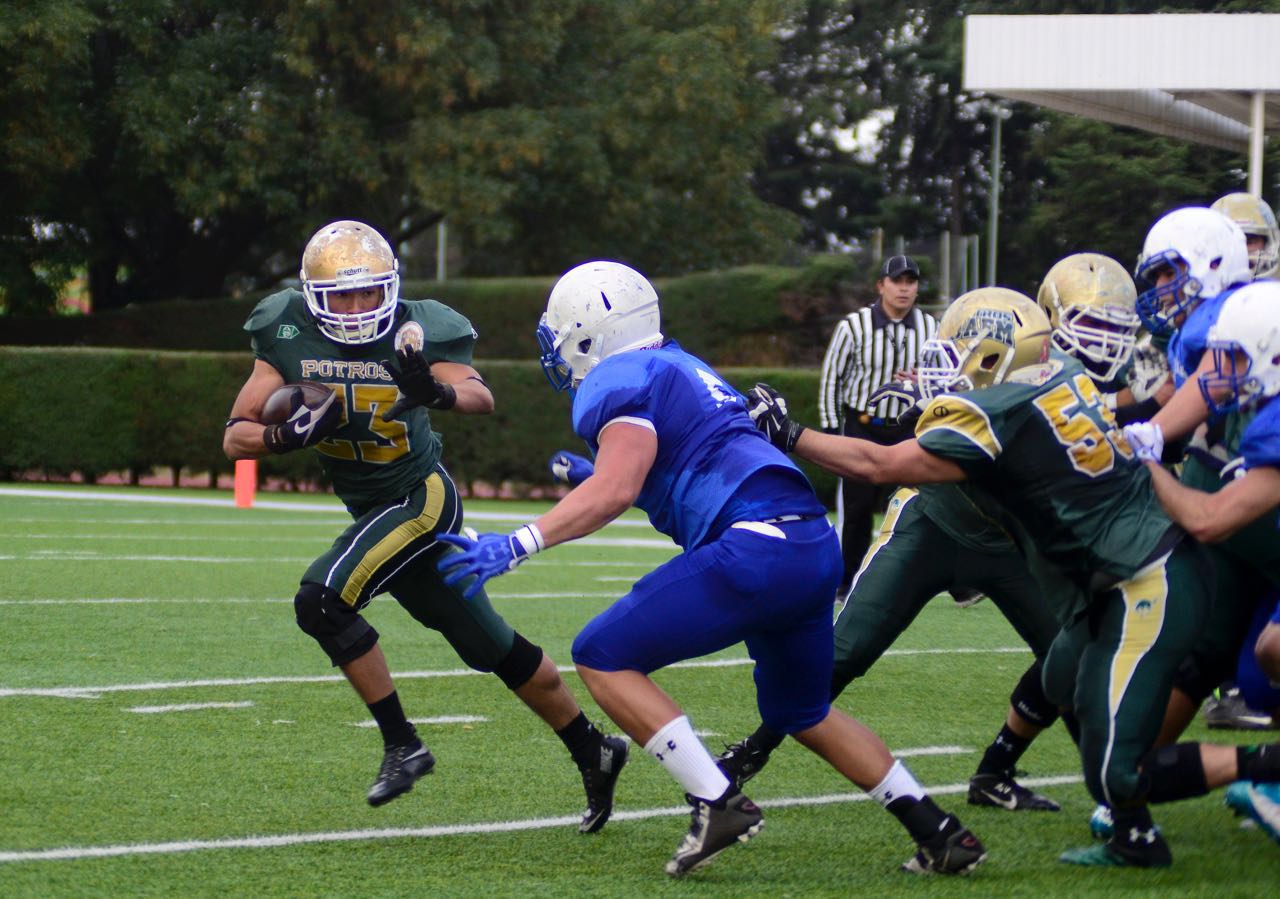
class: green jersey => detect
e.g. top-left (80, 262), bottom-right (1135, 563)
top-left (245, 289), bottom-right (478, 509)
top-left (914, 353), bottom-right (1174, 614)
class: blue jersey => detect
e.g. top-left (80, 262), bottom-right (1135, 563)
top-left (1240, 398), bottom-right (1280, 471)
top-left (571, 341), bottom-right (824, 549)
top-left (1167, 287), bottom-right (1242, 387)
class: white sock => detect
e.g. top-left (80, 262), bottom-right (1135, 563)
top-left (643, 715), bottom-right (730, 801)
top-left (868, 759), bottom-right (925, 807)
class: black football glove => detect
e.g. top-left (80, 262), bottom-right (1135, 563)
top-left (867, 378), bottom-right (926, 427)
top-left (746, 382), bottom-right (806, 453)
top-left (381, 347), bottom-right (457, 421)
top-left (262, 391), bottom-right (341, 454)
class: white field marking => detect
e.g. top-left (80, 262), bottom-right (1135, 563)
top-left (894, 745), bottom-right (971, 758)
top-left (126, 701), bottom-right (255, 714)
top-left (352, 715), bottom-right (489, 728)
top-left (0, 649), bottom-right (1031, 699)
top-left (0, 592), bottom-right (622, 607)
top-left (0, 774), bottom-right (1083, 865)
top-left (0, 486), bottom-right (656, 528)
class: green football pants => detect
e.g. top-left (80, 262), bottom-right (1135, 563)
top-left (832, 488), bottom-right (1060, 694)
top-left (1042, 539), bottom-right (1211, 807)
top-left (303, 465), bottom-right (516, 671)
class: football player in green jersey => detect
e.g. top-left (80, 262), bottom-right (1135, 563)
top-left (224, 221), bottom-right (627, 829)
top-left (746, 288), bottom-right (1280, 867)
top-left (718, 255), bottom-right (1145, 814)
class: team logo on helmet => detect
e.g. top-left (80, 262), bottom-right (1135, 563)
top-left (395, 321), bottom-right (425, 354)
top-left (958, 308), bottom-right (1015, 345)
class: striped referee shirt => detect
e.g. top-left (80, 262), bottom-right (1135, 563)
top-left (818, 302), bottom-right (939, 429)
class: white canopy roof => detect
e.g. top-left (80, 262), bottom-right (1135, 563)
top-left (963, 13), bottom-right (1280, 189)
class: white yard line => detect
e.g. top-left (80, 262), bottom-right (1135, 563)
top-left (0, 774), bottom-right (1082, 864)
top-left (0, 592), bottom-right (623, 606)
top-left (352, 715), bottom-right (489, 728)
top-left (127, 701), bottom-right (255, 714)
top-left (0, 649), bottom-right (1031, 699)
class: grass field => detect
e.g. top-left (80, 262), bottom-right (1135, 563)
top-left (1, 483), bottom-right (1277, 897)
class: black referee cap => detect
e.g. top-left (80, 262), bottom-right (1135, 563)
top-left (880, 255), bottom-right (920, 279)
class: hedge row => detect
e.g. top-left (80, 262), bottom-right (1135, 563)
top-left (0, 347), bottom-right (837, 501)
top-left (2, 257), bottom-right (873, 368)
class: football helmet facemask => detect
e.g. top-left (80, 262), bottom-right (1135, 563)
top-left (1211, 192), bottom-right (1280, 281)
top-left (1134, 207), bottom-right (1250, 337)
top-left (1037, 253), bottom-right (1139, 382)
top-left (919, 287), bottom-right (1052, 398)
top-left (537, 261), bottom-right (663, 391)
top-left (300, 220), bottom-right (400, 345)
top-left (1199, 280), bottom-right (1280, 415)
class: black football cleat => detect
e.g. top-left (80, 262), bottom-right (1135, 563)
top-left (1203, 689), bottom-right (1274, 730)
top-left (902, 815), bottom-right (987, 875)
top-left (367, 741), bottom-right (435, 807)
top-left (579, 735), bottom-right (629, 834)
top-left (716, 739), bottom-right (772, 790)
top-left (968, 771), bottom-right (1061, 811)
top-left (666, 789), bottom-right (764, 877)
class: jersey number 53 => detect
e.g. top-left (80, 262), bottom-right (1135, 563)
top-left (1032, 374), bottom-right (1133, 477)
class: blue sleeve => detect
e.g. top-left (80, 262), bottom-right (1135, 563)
top-left (1241, 401), bottom-right (1280, 470)
top-left (571, 355), bottom-right (656, 449)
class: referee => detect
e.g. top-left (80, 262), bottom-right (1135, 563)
top-left (818, 255), bottom-right (938, 597)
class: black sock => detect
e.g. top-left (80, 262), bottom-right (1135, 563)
top-left (1110, 804), bottom-right (1170, 864)
top-left (976, 724), bottom-right (1032, 776)
top-left (556, 712), bottom-right (602, 769)
top-left (1238, 744), bottom-right (1280, 782)
top-left (886, 794), bottom-right (949, 844)
top-left (367, 691), bottom-right (416, 748)
top-left (749, 723), bottom-right (786, 754)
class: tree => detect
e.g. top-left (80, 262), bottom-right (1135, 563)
top-left (0, 0), bottom-right (795, 313)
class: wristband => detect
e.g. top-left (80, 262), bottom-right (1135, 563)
top-left (512, 524), bottom-right (545, 557)
top-left (1102, 392), bottom-right (1119, 411)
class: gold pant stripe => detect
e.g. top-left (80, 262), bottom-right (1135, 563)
top-left (340, 473), bottom-right (447, 607)
top-left (1099, 551), bottom-right (1170, 804)
top-left (842, 487), bottom-right (918, 603)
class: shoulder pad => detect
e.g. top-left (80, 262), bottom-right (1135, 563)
top-left (400, 299), bottom-right (479, 344)
top-left (1007, 358), bottom-right (1065, 387)
top-left (916, 394), bottom-right (1004, 460)
top-left (244, 289), bottom-right (301, 333)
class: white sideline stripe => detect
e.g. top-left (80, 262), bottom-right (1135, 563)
top-left (894, 745), bottom-right (971, 758)
top-left (0, 593), bottom-right (622, 606)
top-left (127, 701), bottom-right (255, 714)
top-left (353, 715), bottom-right (489, 728)
top-left (0, 649), bottom-right (1030, 699)
top-left (0, 486), bottom-right (656, 528)
top-left (0, 775), bottom-right (1083, 865)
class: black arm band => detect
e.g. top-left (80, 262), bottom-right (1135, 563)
top-left (224, 417), bottom-right (256, 429)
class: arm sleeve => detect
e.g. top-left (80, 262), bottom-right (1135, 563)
top-left (572, 359), bottom-right (657, 446)
top-left (818, 317), bottom-right (857, 430)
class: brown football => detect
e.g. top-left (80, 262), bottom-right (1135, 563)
top-left (261, 382), bottom-right (336, 425)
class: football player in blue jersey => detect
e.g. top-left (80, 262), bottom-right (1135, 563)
top-left (1141, 281), bottom-right (1280, 844)
top-left (437, 261), bottom-right (986, 877)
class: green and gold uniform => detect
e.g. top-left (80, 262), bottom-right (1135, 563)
top-left (915, 353), bottom-right (1212, 808)
top-left (246, 289), bottom-right (518, 671)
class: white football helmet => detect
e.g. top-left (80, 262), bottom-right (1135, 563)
top-left (1200, 280), bottom-right (1280, 414)
top-left (537, 261), bottom-right (663, 390)
top-left (1134, 207), bottom-right (1250, 337)
top-left (1211, 192), bottom-right (1280, 280)
top-left (300, 220), bottom-right (400, 344)
top-left (1037, 253), bottom-right (1139, 382)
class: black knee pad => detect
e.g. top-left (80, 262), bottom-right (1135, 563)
top-left (1009, 660), bottom-right (1060, 728)
top-left (1141, 743), bottom-right (1208, 804)
top-left (494, 632), bottom-right (544, 690)
top-left (294, 582), bottom-right (378, 667)
top-left (1171, 654), bottom-right (1220, 704)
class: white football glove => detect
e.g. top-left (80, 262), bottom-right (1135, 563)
top-left (1122, 421), bottom-right (1164, 463)
top-left (1128, 336), bottom-right (1171, 403)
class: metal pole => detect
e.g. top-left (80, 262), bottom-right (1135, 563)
top-left (970, 234), bottom-right (981, 289)
top-left (1250, 92), bottom-right (1265, 198)
top-left (436, 219), bottom-right (448, 282)
top-left (940, 231), bottom-right (951, 301)
top-left (872, 227), bottom-right (884, 269)
top-left (987, 111), bottom-right (1002, 285)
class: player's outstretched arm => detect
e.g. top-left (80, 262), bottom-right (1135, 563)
top-left (793, 431), bottom-right (965, 485)
top-left (1149, 352), bottom-right (1215, 442)
top-left (223, 359), bottom-right (286, 460)
top-left (430, 361), bottom-right (494, 415)
top-left (1145, 460), bottom-right (1280, 543)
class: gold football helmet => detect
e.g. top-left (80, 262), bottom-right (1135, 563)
top-left (1037, 253), bottom-right (1139, 382)
top-left (1211, 192), bottom-right (1279, 280)
top-left (300, 220), bottom-right (400, 344)
top-left (919, 287), bottom-right (1052, 397)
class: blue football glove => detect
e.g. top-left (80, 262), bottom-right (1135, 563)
top-left (549, 451), bottom-right (595, 486)
top-left (436, 531), bottom-right (532, 599)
